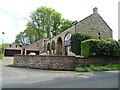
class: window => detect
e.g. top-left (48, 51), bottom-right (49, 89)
top-left (98, 32), bottom-right (101, 39)
top-left (64, 33), bottom-right (71, 42)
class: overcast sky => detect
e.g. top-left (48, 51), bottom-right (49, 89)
top-left (0, 0), bottom-right (119, 43)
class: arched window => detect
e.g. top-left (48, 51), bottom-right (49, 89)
top-left (51, 40), bottom-right (55, 54)
top-left (47, 43), bottom-right (50, 51)
top-left (51, 40), bottom-right (55, 50)
top-left (64, 33), bottom-right (71, 42)
top-left (57, 37), bottom-right (63, 55)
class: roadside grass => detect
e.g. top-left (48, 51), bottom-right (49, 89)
top-left (75, 64), bottom-right (120, 72)
top-left (0, 54), bottom-right (4, 60)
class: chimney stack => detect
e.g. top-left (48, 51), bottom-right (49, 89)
top-left (93, 7), bottom-right (98, 14)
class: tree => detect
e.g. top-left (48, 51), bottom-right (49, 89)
top-left (59, 19), bottom-right (72, 33)
top-left (0, 43), bottom-right (9, 58)
top-left (0, 43), bottom-right (9, 52)
top-left (70, 32), bottom-right (92, 55)
top-left (28, 6), bottom-right (72, 38)
top-left (15, 32), bottom-right (27, 46)
top-left (25, 23), bottom-right (39, 43)
top-left (51, 11), bottom-right (61, 36)
top-left (15, 6), bottom-right (72, 46)
top-left (29, 6), bottom-right (56, 38)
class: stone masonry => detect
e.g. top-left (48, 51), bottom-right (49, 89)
top-left (14, 55), bottom-right (120, 71)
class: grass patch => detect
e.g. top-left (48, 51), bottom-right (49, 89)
top-left (75, 64), bottom-right (120, 72)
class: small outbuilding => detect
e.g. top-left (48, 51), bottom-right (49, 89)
top-left (4, 43), bottom-right (23, 56)
top-left (24, 39), bottom-right (46, 55)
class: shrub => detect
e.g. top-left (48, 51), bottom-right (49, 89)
top-left (81, 38), bottom-right (120, 57)
top-left (81, 39), bottom-right (100, 57)
top-left (96, 40), bottom-right (112, 56)
top-left (70, 32), bottom-right (92, 55)
top-left (105, 38), bottom-right (120, 57)
top-left (118, 39), bottom-right (120, 44)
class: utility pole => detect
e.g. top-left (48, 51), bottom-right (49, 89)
top-left (1, 32), bottom-right (5, 60)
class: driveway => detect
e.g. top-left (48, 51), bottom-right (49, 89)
top-left (1, 57), bottom-right (119, 88)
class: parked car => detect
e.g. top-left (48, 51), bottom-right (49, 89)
top-left (39, 52), bottom-right (48, 55)
top-left (28, 52), bottom-right (36, 55)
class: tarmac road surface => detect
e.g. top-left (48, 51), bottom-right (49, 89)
top-left (1, 57), bottom-right (119, 88)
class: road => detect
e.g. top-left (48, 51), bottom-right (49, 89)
top-left (0, 57), bottom-right (119, 88)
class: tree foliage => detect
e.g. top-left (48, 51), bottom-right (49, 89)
top-left (0, 43), bottom-right (9, 54)
top-left (15, 6), bottom-right (72, 46)
top-left (118, 39), bottom-right (120, 43)
top-left (70, 32), bottom-right (92, 55)
top-left (81, 38), bottom-right (120, 57)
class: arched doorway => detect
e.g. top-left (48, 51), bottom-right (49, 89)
top-left (64, 32), bottom-right (71, 55)
top-left (57, 37), bottom-right (62, 55)
top-left (51, 40), bottom-right (55, 54)
top-left (47, 43), bottom-right (51, 55)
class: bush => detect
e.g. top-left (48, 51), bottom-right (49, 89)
top-left (70, 32), bottom-right (92, 55)
top-left (105, 38), bottom-right (120, 57)
top-left (81, 39), bottom-right (100, 57)
top-left (96, 38), bottom-right (120, 57)
top-left (81, 38), bottom-right (120, 57)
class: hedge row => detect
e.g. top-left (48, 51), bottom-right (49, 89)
top-left (81, 38), bottom-right (120, 57)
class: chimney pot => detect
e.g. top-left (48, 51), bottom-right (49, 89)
top-left (93, 7), bottom-right (98, 14)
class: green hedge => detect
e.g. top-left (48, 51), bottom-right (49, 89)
top-left (81, 39), bottom-right (100, 57)
top-left (81, 38), bottom-right (120, 57)
top-left (70, 32), bottom-right (92, 55)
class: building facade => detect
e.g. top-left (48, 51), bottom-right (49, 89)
top-left (16, 7), bottom-right (113, 56)
top-left (45, 7), bottom-right (112, 56)
top-left (4, 43), bottom-right (23, 56)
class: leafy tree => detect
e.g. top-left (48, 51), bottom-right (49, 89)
top-left (51, 12), bottom-right (61, 36)
top-left (15, 6), bottom-right (72, 46)
top-left (70, 32), bottom-right (92, 55)
top-left (59, 19), bottom-right (72, 33)
top-left (15, 32), bottom-right (26, 46)
top-left (29, 6), bottom-right (56, 38)
top-left (0, 43), bottom-right (9, 54)
top-left (28, 6), bottom-right (72, 38)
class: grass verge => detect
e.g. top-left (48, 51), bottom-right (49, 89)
top-left (75, 64), bottom-right (120, 72)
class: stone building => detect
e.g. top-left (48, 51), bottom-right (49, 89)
top-left (24, 38), bottom-right (47, 55)
top-left (23, 7), bottom-right (113, 56)
top-left (45, 7), bottom-right (112, 56)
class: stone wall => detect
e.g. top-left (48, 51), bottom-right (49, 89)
top-left (14, 55), bottom-right (120, 71)
top-left (14, 55), bottom-right (76, 70)
top-left (76, 56), bottom-right (120, 67)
